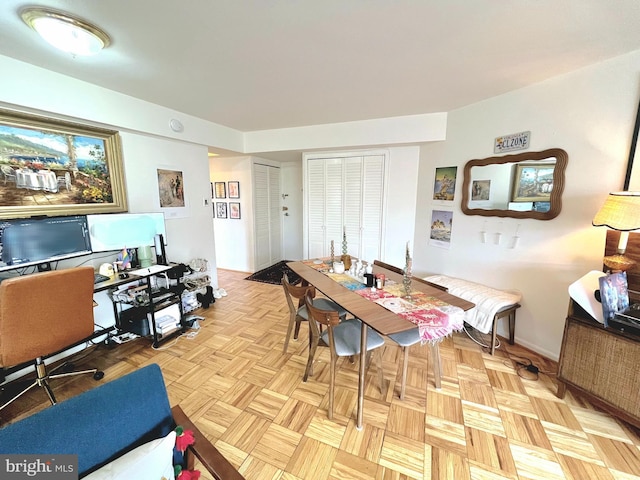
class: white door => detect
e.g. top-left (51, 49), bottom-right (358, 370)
top-left (254, 163), bottom-right (282, 270)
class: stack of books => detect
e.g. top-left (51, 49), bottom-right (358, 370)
top-left (154, 314), bottom-right (180, 335)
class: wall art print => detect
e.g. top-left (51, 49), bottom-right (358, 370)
top-left (429, 209), bottom-right (453, 249)
top-left (157, 168), bottom-right (185, 208)
top-left (0, 109), bottom-right (127, 218)
top-left (433, 166), bottom-right (457, 201)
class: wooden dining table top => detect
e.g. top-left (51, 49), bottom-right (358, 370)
top-left (287, 260), bottom-right (475, 336)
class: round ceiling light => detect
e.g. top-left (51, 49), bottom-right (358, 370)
top-left (20, 7), bottom-right (111, 56)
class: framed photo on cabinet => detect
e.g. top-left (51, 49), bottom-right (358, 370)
top-left (228, 181), bottom-right (240, 199)
top-left (229, 202), bottom-right (241, 219)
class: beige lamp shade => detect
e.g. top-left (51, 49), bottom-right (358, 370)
top-left (593, 191), bottom-right (640, 271)
top-left (592, 192), bottom-right (640, 231)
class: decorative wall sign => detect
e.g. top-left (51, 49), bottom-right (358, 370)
top-left (494, 131), bottom-right (531, 154)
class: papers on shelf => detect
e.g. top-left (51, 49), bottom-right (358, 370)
top-left (129, 265), bottom-right (172, 276)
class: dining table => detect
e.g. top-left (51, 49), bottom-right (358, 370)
top-left (287, 259), bottom-right (475, 430)
top-left (16, 169), bottom-right (58, 193)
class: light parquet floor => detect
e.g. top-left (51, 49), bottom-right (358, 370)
top-left (2, 268), bottom-right (640, 479)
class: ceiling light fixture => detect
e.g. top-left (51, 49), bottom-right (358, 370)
top-left (20, 7), bottom-right (111, 56)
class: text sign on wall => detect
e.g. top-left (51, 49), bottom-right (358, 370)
top-left (494, 131), bottom-right (531, 153)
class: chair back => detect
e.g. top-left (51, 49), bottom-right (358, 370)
top-left (281, 273), bottom-right (315, 314)
top-left (0, 266), bottom-right (95, 367)
top-left (304, 290), bottom-right (342, 348)
top-left (373, 259), bottom-right (404, 275)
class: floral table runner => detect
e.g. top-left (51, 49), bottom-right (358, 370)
top-left (303, 259), bottom-right (464, 343)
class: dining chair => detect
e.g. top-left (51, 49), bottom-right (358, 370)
top-left (56, 171), bottom-right (71, 191)
top-left (1, 165), bottom-right (16, 185)
top-left (281, 273), bottom-right (347, 354)
top-left (373, 259), bottom-right (403, 275)
top-left (304, 291), bottom-right (385, 420)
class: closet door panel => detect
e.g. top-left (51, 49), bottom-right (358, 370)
top-left (307, 159), bottom-right (327, 258)
top-left (269, 166), bottom-right (282, 262)
top-left (324, 159), bottom-right (344, 255)
top-left (254, 164), bottom-right (271, 269)
top-left (343, 157), bottom-right (363, 258)
top-left (361, 155), bottom-right (385, 261)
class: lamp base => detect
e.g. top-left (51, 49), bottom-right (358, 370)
top-left (603, 254), bottom-right (636, 272)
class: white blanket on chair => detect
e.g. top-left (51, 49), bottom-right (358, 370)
top-left (423, 275), bottom-right (522, 334)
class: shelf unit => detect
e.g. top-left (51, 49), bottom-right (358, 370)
top-left (111, 273), bottom-right (185, 347)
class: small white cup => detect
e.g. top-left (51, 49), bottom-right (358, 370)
top-left (333, 261), bottom-right (345, 274)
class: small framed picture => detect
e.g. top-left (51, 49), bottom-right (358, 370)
top-left (216, 202), bottom-right (227, 218)
top-left (511, 164), bottom-right (554, 202)
top-left (229, 202), bottom-right (241, 219)
top-left (228, 181), bottom-right (240, 199)
top-left (214, 182), bottom-right (226, 199)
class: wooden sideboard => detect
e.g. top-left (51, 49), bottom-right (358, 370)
top-left (557, 299), bottom-right (640, 428)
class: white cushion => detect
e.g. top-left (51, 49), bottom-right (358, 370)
top-left (84, 431), bottom-right (176, 480)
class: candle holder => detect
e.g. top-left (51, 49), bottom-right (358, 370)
top-left (403, 265), bottom-right (412, 300)
top-left (403, 243), bottom-right (412, 300)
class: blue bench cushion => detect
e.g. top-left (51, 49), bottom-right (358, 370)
top-left (0, 364), bottom-right (174, 477)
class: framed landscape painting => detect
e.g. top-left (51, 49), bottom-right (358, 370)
top-left (0, 109), bottom-right (127, 218)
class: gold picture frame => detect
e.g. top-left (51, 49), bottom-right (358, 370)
top-left (511, 163), bottom-right (555, 203)
top-left (0, 109), bottom-right (127, 218)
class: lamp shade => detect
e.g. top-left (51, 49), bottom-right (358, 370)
top-left (592, 192), bottom-right (640, 231)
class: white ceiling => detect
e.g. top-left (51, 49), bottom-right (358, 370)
top-left (2, 1), bottom-right (640, 135)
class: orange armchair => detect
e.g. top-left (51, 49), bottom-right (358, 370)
top-left (0, 266), bottom-right (103, 410)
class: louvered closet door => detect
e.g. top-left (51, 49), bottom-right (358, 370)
top-left (268, 166), bottom-right (282, 262)
top-left (307, 159), bottom-right (326, 258)
top-left (360, 155), bottom-right (384, 262)
top-left (305, 154), bottom-right (384, 260)
top-left (307, 158), bottom-right (344, 258)
top-left (343, 157), bottom-right (363, 258)
top-left (254, 164), bottom-right (282, 271)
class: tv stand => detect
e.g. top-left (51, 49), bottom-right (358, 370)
top-left (109, 267), bottom-right (185, 348)
top-left (557, 298), bottom-right (640, 428)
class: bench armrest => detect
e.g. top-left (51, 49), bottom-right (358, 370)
top-left (171, 405), bottom-right (245, 480)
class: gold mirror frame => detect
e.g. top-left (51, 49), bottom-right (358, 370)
top-left (461, 148), bottom-right (568, 220)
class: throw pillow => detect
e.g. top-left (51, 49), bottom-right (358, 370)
top-left (84, 431), bottom-right (176, 480)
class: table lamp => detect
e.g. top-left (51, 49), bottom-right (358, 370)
top-left (592, 191), bottom-right (640, 271)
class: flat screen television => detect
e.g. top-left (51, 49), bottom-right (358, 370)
top-left (86, 212), bottom-right (167, 252)
top-left (0, 215), bottom-right (92, 272)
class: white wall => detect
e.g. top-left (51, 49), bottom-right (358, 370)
top-left (210, 156), bottom-right (254, 272)
top-left (413, 50), bottom-right (640, 359)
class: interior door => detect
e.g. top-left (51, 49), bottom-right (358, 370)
top-left (254, 163), bottom-right (282, 270)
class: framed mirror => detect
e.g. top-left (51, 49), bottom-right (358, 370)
top-left (461, 148), bottom-right (568, 220)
